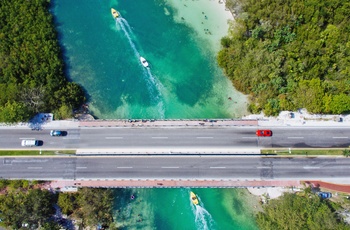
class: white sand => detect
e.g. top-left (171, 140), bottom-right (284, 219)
top-left (248, 187), bottom-right (291, 199)
top-left (165, 0), bottom-right (233, 52)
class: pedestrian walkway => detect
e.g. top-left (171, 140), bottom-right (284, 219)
top-left (305, 180), bottom-right (350, 194)
top-left (50, 179), bottom-right (301, 189)
top-left (0, 109), bottom-right (348, 129)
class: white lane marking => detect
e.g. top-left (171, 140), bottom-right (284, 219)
top-left (303, 166), bottom-right (320, 169)
top-left (152, 137), bottom-right (168, 139)
top-left (77, 167), bottom-right (87, 169)
top-left (197, 137), bottom-right (213, 139)
top-left (242, 137), bottom-right (256, 139)
top-left (210, 166), bottom-right (226, 169)
top-left (161, 166), bottom-right (179, 169)
top-left (257, 166), bottom-right (271, 169)
top-left (117, 167), bottom-right (133, 169)
top-left (105, 137), bottom-right (123, 139)
top-left (332, 137), bottom-right (348, 139)
top-left (19, 138), bottom-right (35, 139)
top-left (288, 137), bottom-right (304, 139)
top-left (27, 167), bottom-right (42, 169)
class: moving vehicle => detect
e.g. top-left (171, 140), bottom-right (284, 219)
top-left (256, 129), bottom-right (273, 137)
top-left (190, 192), bottom-right (199, 205)
top-left (21, 140), bottom-right (39, 147)
top-left (318, 192), bottom-right (332, 199)
top-left (140, 56), bottom-right (149, 68)
top-left (111, 8), bottom-right (120, 18)
top-left (50, 130), bottom-right (63, 136)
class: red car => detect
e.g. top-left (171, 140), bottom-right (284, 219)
top-left (256, 130), bottom-right (272, 137)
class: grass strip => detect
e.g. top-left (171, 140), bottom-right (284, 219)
top-left (0, 150), bottom-right (76, 156)
top-left (262, 149), bottom-right (348, 156)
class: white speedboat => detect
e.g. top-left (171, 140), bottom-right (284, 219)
top-left (140, 56), bottom-right (149, 68)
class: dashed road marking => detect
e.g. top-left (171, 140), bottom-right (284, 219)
top-left (105, 137), bottom-right (123, 139)
top-left (27, 167), bottom-right (42, 169)
top-left (303, 166), bottom-right (320, 169)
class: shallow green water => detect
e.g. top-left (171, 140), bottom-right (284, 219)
top-left (113, 188), bottom-right (258, 230)
top-left (52, 1), bottom-right (256, 228)
top-left (52, 0), bottom-right (247, 119)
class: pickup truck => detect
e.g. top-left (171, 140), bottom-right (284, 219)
top-left (21, 140), bottom-right (39, 147)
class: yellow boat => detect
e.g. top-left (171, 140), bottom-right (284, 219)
top-left (111, 8), bottom-right (120, 18)
top-left (190, 192), bottom-right (199, 205)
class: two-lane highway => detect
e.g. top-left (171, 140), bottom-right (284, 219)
top-left (1, 156), bottom-right (350, 180)
top-left (1, 126), bottom-right (350, 150)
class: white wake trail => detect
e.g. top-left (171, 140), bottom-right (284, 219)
top-left (115, 18), bottom-right (164, 118)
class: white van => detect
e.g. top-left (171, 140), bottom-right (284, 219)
top-left (21, 140), bottom-right (38, 147)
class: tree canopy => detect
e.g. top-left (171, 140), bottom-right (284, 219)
top-left (256, 193), bottom-right (350, 230)
top-left (0, 189), bottom-right (56, 229)
top-left (0, 0), bottom-right (85, 122)
top-left (220, 0), bottom-right (350, 116)
top-left (58, 188), bottom-right (115, 229)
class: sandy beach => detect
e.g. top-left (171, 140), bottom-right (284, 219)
top-left (166, 0), bottom-right (234, 52)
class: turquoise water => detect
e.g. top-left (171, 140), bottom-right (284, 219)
top-left (113, 188), bottom-right (258, 230)
top-left (52, 0), bottom-right (247, 119)
top-left (52, 1), bottom-right (256, 229)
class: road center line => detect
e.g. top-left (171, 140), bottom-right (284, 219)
top-left (196, 137), bottom-right (213, 139)
top-left (27, 167), bottom-right (42, 169)
top-left (210, 166), bottom-right (226, 169)
top-left (257, 166), bottom-right (271, 169)
top-left (161, 166), bottom-right (179, 169)
top-left (152, 137), bottom-right (168, 139)
top-left (117, 167), bottom-right (133, 169)
top-left (332, 137), bottom-right (348, 139)
top-left (105, 137), bottom-right (123, 139)
top-left (77, 167), bottom-right (87, 169)
top-left (288, 137), bottom-right (304, 139)
top-left (242, 137), bottom-right (256, 139)
top-left (303, 166), bottom-right (320, 169)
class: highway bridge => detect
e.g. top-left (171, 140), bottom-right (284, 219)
top-left (1, 156), bottom-right (350, 187)
top-left (1, 126), bottom-right (350, 151)
top-left (0, 123), bottom-right (349, 186)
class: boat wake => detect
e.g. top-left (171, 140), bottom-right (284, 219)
top-left (115, 17), bottom-right (164, 118)
top-left (192, 196), bottom-right (216, 230)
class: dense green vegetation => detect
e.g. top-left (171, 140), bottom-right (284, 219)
top-left (220, 0), bottom-right (350, 116)
top-left (0, 180), bottom-right (116, 229)
top-left (58, 188), bottom-right (115, 229)
top-left (256, 192), bottom-right (350, 229)
top-left (0, 0), bottom-right (85, 122)
top-left (0, 180), bottom-right (58, 229)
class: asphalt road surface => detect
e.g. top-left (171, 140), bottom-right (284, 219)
top-left (1, 156), bottom-right (349, 180)
top-left (1, 127), bottom-right (350, 150)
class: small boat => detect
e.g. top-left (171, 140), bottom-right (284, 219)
top-left (111, 8), bottom-right (120, 19)
top-left (190, 192), bottom-right (199, 205)
top-left (140, 56), bottom-right (149, 68)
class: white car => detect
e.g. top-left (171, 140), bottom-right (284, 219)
top-left (21, 140), bottom-right (38, 147)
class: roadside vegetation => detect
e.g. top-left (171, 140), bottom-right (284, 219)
top-left (0, 180), bottom-right (116, 229)
top-left (262, 148), bottom-right (350, 156)
top-left (0, 150), bottom-right (75, 156)
top-left (0, 0), bottom-right (85, 123)
top-left (221, 0), bottom-right (350, 116)
top-left (256, 188), bottom-right (350, 229)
